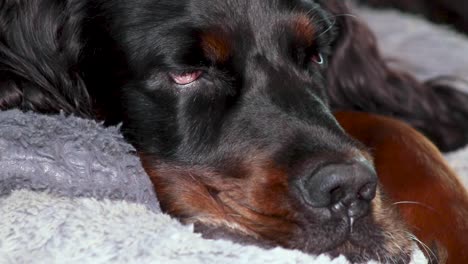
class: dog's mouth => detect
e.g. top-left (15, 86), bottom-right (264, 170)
top-left (189, 203), bottom-right (414, 264)
top-left (141, 157), bottom-right (414, 263)
top-left (323, 212), bottom-right (414, 264)
top-left (192, 193), bottom-right (413, 264)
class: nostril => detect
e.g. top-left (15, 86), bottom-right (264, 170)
top-left (359, 182), bottom-right (377, 201)
top-left (330, 186), bottom-right (345, 204)
top-left (302, 171), bottom-right (343, 208)
top-left (298, 161), bottom-right (378, 218)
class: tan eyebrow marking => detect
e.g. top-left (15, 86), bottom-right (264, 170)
top-left (200, 30), bottom-right (231, 63)
top-left (291, 14), bottom-right (316, 45)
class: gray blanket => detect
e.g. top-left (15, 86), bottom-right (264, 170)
top-left (0, 110), bottom-right (426, 264)
top-left (2, 5), bottom-right (468, 264)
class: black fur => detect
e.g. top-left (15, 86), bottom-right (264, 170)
top-left (0, 0), bottom-right (90, 115)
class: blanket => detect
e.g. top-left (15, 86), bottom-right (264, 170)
top-left (1, 5), bottom-right (468, 264)
top-left (0, 110), bottom-right (427, 264)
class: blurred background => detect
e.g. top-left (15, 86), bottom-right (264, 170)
top-left (359, 0), bottom-right (468, 34)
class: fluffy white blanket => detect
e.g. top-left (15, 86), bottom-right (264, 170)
top-left (1, 5), bottom-right (468, 264)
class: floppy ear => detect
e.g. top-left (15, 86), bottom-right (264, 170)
top-left (0, 0), bottom-right (90, 116)
top-left (322, 0), bottom-right (468, 152)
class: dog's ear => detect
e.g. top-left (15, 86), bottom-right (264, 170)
top-left (322, 0), bottom-right (468, 152)
top-left (0, 0), bottom-right (90, 116)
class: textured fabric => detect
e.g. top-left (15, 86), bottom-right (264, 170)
top-left (0, 190), bottom-right (352, 264)
top-left (0, 190), bottom-right (427, 264)
top-left (0, 110), bottom-right (160, 212)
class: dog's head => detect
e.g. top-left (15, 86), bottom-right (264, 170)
top-left (105, 0), bottom-right (413, 262)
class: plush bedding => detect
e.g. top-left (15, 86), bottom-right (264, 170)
top-left (1, 5), bottom-right (468, 264)
top-left (0, 110), bottom-right (426, 264)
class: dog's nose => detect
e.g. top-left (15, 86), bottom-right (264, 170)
top-left (299, 161), bottom-right (377, 220)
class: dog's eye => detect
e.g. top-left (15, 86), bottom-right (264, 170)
top-left (169, 70), bottom-right (203, 85)
top-left (311, 52), bottom-right (324, 65)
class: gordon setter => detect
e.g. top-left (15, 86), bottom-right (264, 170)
top-left (1, 0), bottom-right (468, 263)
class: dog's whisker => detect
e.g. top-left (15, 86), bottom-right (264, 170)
top-left (304, 5), bottom-right (321, 16)
top-left (393, 200), bottom-right (439, 213)
top-left (313, 13), bottom-right (361, 39)
top-left (385, 231), bottom-right (404, 254)
top-left (406, 231), bottom-right (437, 261)
top-left (316, 18), bottom-right (337, 39)
top-left (376, 252), bottom-right (382, 263)
top-left (314, 13), bottom-right (358, 25)
top-left (330, 13), bottom-right (358, 19)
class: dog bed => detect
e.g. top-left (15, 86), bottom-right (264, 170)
top-left (1, 5), bottom-right (468, 264)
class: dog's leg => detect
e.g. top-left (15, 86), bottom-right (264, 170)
top-left (336, 111), bottom-right (468, 264)
top-left (322, 0), bottom-right (468, 152)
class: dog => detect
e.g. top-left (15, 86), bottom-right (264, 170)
top-left (1, 0), bottom-right (468, 263)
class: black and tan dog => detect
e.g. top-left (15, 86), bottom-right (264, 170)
top-left (1, 0), bottom-right (467, 263)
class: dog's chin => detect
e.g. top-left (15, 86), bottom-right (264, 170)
top-left (325, 219), bottom-right (413, 263)
top-left (192, 221), bottom-right (413, 264)
top-left (193, 222), bottom-right (277, 247)
top-left (326, 240), bottom-right (413, 264)
top-left (327, 248), bottom-right (411, 264)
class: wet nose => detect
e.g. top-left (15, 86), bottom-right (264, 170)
top-left (299, 161), bottom-right (378, 220)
